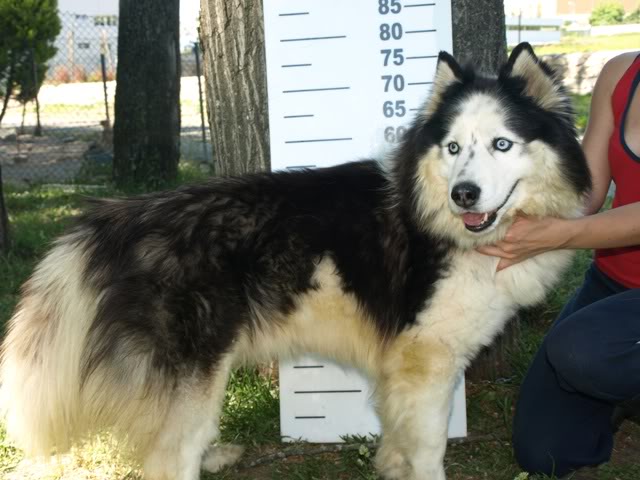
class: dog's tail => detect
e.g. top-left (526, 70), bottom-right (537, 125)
top-left (0, 234), bottom-right (170, 457)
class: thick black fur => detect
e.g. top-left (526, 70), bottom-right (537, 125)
top-left (77, 162), bottom-right (452, 382)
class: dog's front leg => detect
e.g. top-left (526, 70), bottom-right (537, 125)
top-left (377, 332), bottom-right (457, 480)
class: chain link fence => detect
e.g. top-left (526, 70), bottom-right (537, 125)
top-left (0, 11), bottom-right (211, 187)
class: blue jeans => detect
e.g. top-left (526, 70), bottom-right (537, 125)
top-left (512, 262), bottom-right (640, 477)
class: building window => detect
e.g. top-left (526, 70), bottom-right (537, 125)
top-left (78, 42), bottom-right (90, 49)
top-left (94, 15), bottom-right (118, 27)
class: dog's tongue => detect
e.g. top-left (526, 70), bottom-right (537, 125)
top-left (462, 212), bottom-right (485, 226)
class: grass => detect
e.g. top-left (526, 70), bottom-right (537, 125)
top-left (35, 100), bottom-right (200, 118)
top-left (0, 184), bottom-right (95, 335)
top-left (0, 168), bottom-right (638, 479)
top-left (572, 94), bottom-right (591, 134)
top-left (534, 33), bottom-right (640, 56)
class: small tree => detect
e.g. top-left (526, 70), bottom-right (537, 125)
top-left (590, 2), bottom-right (625, 25)
top-left (15, 49), bottom-right (47, 134)
top-left (0, 0), bottom-right (60, 125)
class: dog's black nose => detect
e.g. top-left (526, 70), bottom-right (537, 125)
top-left (451, 182), bottom-right (481, 208)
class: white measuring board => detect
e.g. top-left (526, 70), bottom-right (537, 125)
top-left (262, 0), bottom-right (467, 442)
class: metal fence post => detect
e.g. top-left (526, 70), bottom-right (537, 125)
top-left (517, 10), bottom-right (522, 44)
top-left (100, 53), bottom-right (111, 127)
top-left (31, 47), bottom-right (42, 136)
top-left (193, 42), bottom-right (209, 166)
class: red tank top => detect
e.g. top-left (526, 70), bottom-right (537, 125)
top-left (595, 54), bottom-right (640, 288)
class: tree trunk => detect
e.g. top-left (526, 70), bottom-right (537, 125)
top-left (20, 102), bottom-right (26, 134)
top-left (199, 0), bottom-right (269, 176)
top-left (113, 0), bottom-right (181, 188)
top-left (452, 0), bottom-right (507, 74)
top-left (0, 164), bottom-right (10, 255)
top-left (0, 55), bottom-right (17, 126)
top-left (466, 314), bottom-right (521, 382)
top-left (450, 0), bottom-right (516, 381)
top-left (31, 48), bottom-right (42, 137)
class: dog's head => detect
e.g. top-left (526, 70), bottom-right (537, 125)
top-left (392, 43), bottom-right (591, 248)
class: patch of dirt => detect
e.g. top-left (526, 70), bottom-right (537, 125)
top-left (0, 133), bottom-right (91, 184)
top-left (607, 422), bottom-right (640, 473)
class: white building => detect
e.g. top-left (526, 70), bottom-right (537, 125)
top-left (48, 0), bottom-right (119, 81)
top-left (48, 0), bottom-right (200, 82)
top-left (504, 0), bottom-right (559, 18)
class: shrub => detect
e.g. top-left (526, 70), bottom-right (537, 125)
top-left (87, 68), bottom-right (116, 83)
top-left (71, 66), bottom-right (88, 82)
top-left (590, 2), bottom-right (625, 25)
top-left (51, 65), bottom-right (71, 83)
top-left (625, 7), bottom-right (640, 23)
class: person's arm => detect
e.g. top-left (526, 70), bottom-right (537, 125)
top-left (477, 52), bottom-right (639, 271)
top-left (581, 54), bottom-right (621, 214)
top-left (564, 203), bottom-right (640, 249)
top-left (478, 204), bottom-right (640, 270)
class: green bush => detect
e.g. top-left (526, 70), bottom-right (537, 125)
top-left (590, 2), bottom-right (625, 25)
top-left (625, 7), bottom-right (640, 23)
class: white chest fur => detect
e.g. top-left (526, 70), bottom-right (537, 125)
top-left (415, 248), bottom-right (573, 367)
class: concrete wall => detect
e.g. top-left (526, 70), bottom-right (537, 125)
top-left (591, 23), bottom-right (640, 36)
top-left (541, 48), bottom-right (637, 94)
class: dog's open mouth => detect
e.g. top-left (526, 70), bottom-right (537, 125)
top-left (461, 180), bottom-right (520, 233)
top-left (462, 211), bottom-right (498, 232)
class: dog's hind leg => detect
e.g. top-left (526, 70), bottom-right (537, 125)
top-left (377, 333), bottom-right (458, 480)
top-left (142, 357), bottom-right (235, 480)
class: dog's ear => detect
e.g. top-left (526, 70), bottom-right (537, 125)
top-left (424, 51), bottom-right (464, 117)
top-left (500, 42), bottom-right (566, 113)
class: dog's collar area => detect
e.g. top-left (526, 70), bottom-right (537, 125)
top-left (461, 180), bottom-right (520, 233)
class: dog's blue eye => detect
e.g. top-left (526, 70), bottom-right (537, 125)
top-left (447, 142), bottom-right (460, 155)
top-left (493, 138), bottom-right (513, 152)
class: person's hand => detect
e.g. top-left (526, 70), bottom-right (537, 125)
top-left (477, 215), bottom-right (570, 271)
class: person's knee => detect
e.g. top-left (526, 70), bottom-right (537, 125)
top-left (546, 323), bottom-right (595, 393)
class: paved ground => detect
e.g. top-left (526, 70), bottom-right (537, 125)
top-left (0, 77), bottom-right (211, 184)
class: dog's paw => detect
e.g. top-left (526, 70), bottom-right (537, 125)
top-left (374, 445), bottom-right (409, 479)
top-left (201, 443), bottom-right (245, 473)
top-left (409, 464), bottom-right (446, 480)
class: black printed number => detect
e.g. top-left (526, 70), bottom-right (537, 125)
top-left (384, 126), bottom-right (407, 143)
top-left (379, 0), bottom-right (402, 14)
top-left (379, 23), bottom-right (403, 41)
top-left (381, 48), bottom-right (405, 66)
top-left (383, 100), bottom-right (406, 118)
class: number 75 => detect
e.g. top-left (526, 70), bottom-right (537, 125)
top-left (380, 48), bottom-right (404, 66)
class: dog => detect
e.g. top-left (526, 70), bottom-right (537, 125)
top-left (1, 43), bottom-right (590, 480)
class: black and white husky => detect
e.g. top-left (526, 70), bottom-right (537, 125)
top-left (1, 43), bottom-right (590, 480)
